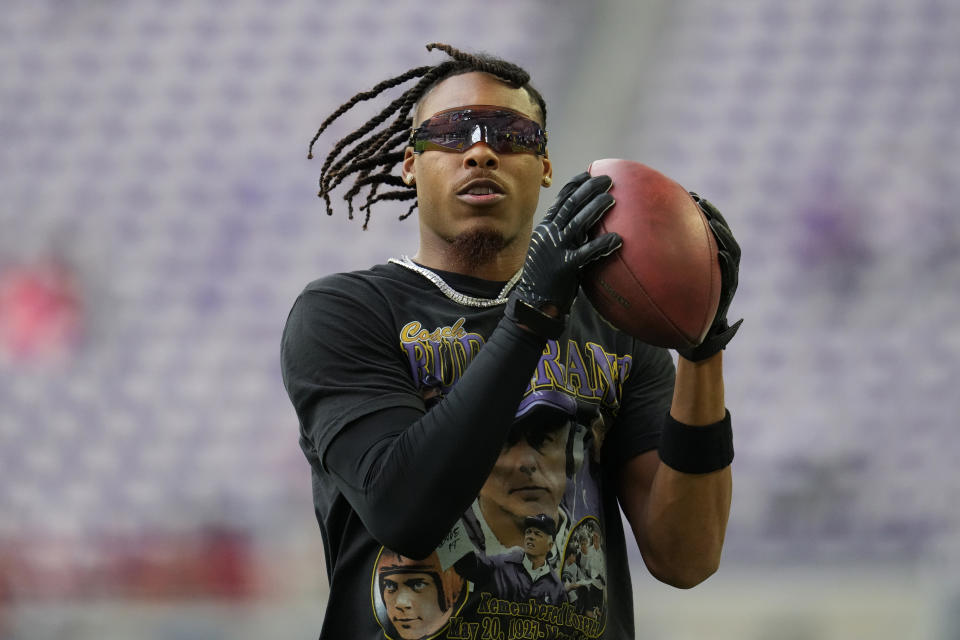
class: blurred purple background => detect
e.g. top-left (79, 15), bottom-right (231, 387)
top-left (1, 1), bottom-right (958, 638)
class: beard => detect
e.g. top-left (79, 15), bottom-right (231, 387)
top-left (448, 228), bottom-right (507, 272)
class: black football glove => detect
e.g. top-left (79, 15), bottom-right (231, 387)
top-left (506, 172), bottom-right (622, 339)
top-left (676, 193), bottom-right (743, 362)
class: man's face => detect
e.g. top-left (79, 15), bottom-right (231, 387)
top-left (402, 71), bottom-right (552, 260)
top-left (479, 419), bottom-right (569, 529)
top-left (382, 572), bottom-right (443, 639)
top-left (524, 527), bottom-right (553, 559)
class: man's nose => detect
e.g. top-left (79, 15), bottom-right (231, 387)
top-left (516, 446), bottom-right (542, 475)
top-left (462, 142), bottom-right (500, 170)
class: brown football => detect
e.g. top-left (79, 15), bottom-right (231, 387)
top-left (582, 159), bottom-right (721, 348)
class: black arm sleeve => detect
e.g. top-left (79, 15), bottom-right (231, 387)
top-left (323, 316), bottom-right (546, 559)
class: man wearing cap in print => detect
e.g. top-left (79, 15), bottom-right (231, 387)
top-left (459, 390), bottom-right (590, 562)
top-left (453, 513), bottom-right (566, 605)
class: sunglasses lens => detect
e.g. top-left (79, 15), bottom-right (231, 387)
top-left (412, 108), bottom-right (546, 155)
top-left (413, 121), bottom-right (479, 153)
top-left (488, 116), bottom-right (544, 154)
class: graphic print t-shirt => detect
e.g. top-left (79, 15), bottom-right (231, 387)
top-left (281, 262), bottom-right (675, 640)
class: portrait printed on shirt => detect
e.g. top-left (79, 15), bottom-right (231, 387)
top-left (373, 390), bottom-right (611, 639)
top-left (371, 321), bottom-right (628, 639)
top-left (372, 548), bottom-right (468, 640)
top-left (562, 517), bottom-right (607, 621)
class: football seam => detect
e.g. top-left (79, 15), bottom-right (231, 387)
top-left (607, 234), bottom-right (696, 346)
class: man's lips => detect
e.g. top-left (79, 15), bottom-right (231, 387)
top-left (456, 178), bottom-right (506, 205)
top-left (456, 178), bottom-right (505, 196)
top-left (457, 192), bottom-right (504, 204)
top-left (510, 485), bottom-right (547, 495)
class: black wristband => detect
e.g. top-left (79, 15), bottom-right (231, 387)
top-left (505, 297), bottom-right (566, 340)
top-left (658, 410), bottom-right (733, 474)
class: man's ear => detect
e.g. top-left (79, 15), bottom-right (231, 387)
top-left (541, 149), bottom-right (553, 187)
top-left (402, 147), bottom-right (416, 186)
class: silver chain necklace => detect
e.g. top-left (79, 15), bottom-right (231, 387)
top-left (388, 255), bottom-right (522, 307)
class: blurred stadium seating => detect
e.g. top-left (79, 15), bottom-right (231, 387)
top-left (1, 0), bottom-right (958, 638)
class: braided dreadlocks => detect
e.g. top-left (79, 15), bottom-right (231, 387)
top-left (308, 43), bottom-right (547, 230)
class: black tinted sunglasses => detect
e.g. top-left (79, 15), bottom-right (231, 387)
top-left (409, 105), bottom-right (547, 156)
